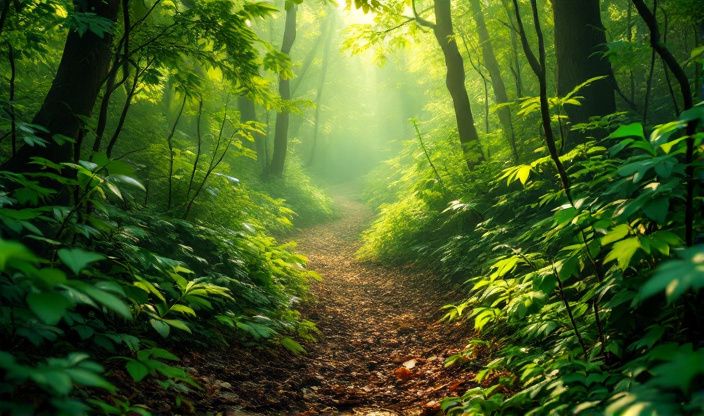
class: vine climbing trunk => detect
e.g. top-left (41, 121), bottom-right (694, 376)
top-left (268, 4), bottom-right (297, 177)
top-left (468, 0), bottom-right (518, 162)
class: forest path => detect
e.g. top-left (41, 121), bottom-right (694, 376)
top-left (190, 186), bottom-right (475, 415)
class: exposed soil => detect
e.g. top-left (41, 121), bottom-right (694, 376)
top-left (185, 187), bottom-right (477, 415)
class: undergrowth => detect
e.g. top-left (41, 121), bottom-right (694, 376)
top-left (0, 154), bottom-right (322, 414)
top-left (361, 106), bottom-right (704, 414)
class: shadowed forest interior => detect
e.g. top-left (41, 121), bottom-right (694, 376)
top-left (1, 0), bottom-right (704, 414)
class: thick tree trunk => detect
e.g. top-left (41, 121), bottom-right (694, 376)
top-left (432, 0), bottom-right (483, 170)
top-left (6, 0), bottom-right (120, 169)
top-left (268, 5), bottom-right (296, 177)
top-left (552, 0), bottom-right (616, 147)
top-left (469, 0), bottom-right (518, 162)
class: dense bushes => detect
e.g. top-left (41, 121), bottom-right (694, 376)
top-left (360, 106), bottom-right (704, 414)
top-left (0, 149), bottom-right (321, 414)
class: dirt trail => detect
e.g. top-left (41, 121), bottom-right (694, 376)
top-left (188, 187), bottom-right (475, 415)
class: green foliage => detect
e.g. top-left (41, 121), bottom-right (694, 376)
top-left (0, 153), bottom-right (318, 413)
top-left (363, 105), bottom-right (704, 414)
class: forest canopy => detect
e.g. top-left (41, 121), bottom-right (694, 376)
top-left (0, 0), bottom-right (703, 414)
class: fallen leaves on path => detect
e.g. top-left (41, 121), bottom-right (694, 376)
top-left (187, 188), bottom-right (478, 415)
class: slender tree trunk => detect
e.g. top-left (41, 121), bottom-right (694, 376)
top-left (469, 0), bottom-right (518, 162)
top-left (697, 23), bottom-right (704, 102)
top-left (502, 0), bottom-right (523, 97)
top-left (5, 0), bottom-right (120, 170)
top-left (105, 66), bottom-right (142, 157)
top-left (553, 0), bottom-right (616, 147)
top-left (512, 0), bottom-right (572, 203)
top-left (291, 17), bottom-right (326, 96)
top-left (632, 0), bottom-right (696, 247)
top-left (238, 96), bottom-right (268, 172)
top-left (627, 2), bottom-right (636, 104)
top-left (268, 4), bottom-right (297, 177)
top-left (166, 95), bottom-right (187, 211)
top-left (308, 13), bottom-right (334, 167)
top-left (186, 98), bottom-right (204, 200)
top-left (431, 0), bottom-right (484, 170)
top-left (7, 44), bottom-right (16, 157)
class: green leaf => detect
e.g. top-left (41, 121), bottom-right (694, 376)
top-left (65, 368), bottom-right (115, 392)
top-left (126, 360), bottom-right (149, 382)
top-left (0, 240), bottom-right (39, 270)
top-left (641, 246), bottom-right (704, 303)
top-left (150, 319), bottom-right (170, 338)
top-left (516, 165), bottom-right (532, 185)
top-left (281, 337), bottom-right (306, 355)
top-left (80, 286), bottom-right (131, 319)
top-left (643, 197), bottom-right (669, 224)
top-left (604, 237), bottom-right (641, 270)
top-left (58, 248), bottom-right (105, 275)
top-left (31, 369), bottom-right (73, 395)
top-left (27, 292), bottom-right (71, 325)
top-left (650, 346), bottom-right (704, 392)
top-left (601, 224), bottom-right (630, 245)
top-left (34, 268), bottom-right (67, 286)
top-left (169, 304), bottom-right (196, 317)
top-left (608, 122), bottom-right (644, 140)
top-left (111, 175), bottom-right (146, 191)
top-left (163, 319), bottom-right (191, 333)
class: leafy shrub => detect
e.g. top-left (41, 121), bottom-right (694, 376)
top-left (0, 155), bottom-right (316, 414)
top-left (362, 105), bottom-right (704, 414)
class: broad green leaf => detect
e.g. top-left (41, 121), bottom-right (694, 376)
top-left (169, 304), bottom-right (196, 317)
top-left (605, 237), bottom-right (641, 270)
top-left (111, 175), bottom-right (146, 191)
top-left (602, 224), bottom-right (630, 245)
top-left (80, 286), bottom-right (131, 319)
top-left (0, 240), bottom-right (38, 270)
top-left (64, 368), bottom-right (115, 392)
top-left (58, 248), bottom-right (105, 275)
top-left (34, 268), bottom-right (67, 286)
top-left (163, 319), bottom-right (191, 333)
top-left (641, 246), bottom-right (704, 303)
top-left (608, 122), bottom-right (644, 140)
top-left (281, 337), bottom-right (306, 355)
top-left (30, 369), bottom-right (73, 395)
top-left (650, 346), bottom-right (704, 392)
top-left (643, 197), bottom-right (669, 224)
top-left (150, 319), bottom-right (170, 338)
top-left (516, 165), bottom-right (531, 185)
top-left (27, 292), bottom-right (71, 325)
top-left (126, 360), bottom-right (149, 382)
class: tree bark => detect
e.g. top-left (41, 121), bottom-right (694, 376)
top-left (6, 0), bottom-right (120, 170)
top-left (431, 0), bottom-right (483, 170)
top-left (469, 0), bottom-right (518, 162)
top-left (552, 0), bottom-right (616, 147)
top-left (268, 4), bottom-right (297, 177)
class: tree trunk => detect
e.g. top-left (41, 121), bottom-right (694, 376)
top-left (6, 0), bottom-right (120, 169)
top-left (308, 13), bottom-right (335, 167)
top-left (268, 4), bottom-right (297, 177)
top-left (432, 0), bottom-right (483, 170)
top-left (238, 96), bottom-right (268, 173)
top-left (552, 0), bottom-right (616, 147)
top-left (469, 0), bottom-right (518, 162)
